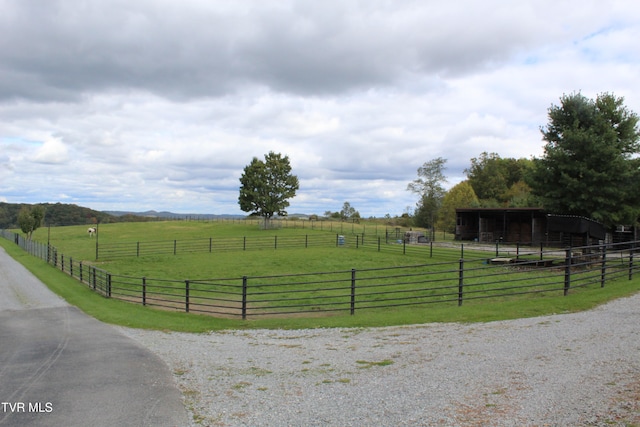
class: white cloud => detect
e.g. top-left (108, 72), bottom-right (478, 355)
top-left (1, 0), bottom-right (639, 216)
top-left (33, 138), bottom-right (69, 164)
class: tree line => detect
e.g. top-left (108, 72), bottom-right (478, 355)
top-left (0, 202), bottom-right (159, 237)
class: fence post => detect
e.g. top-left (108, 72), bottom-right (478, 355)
top-left (378, 236), bottom-right (381, 252)
top-left (458, 259), bottom-right (464, 306)
top-left (70, 257), bottom-right (73, 277)
top-left (174, 240), bottom-right (177, 255)
top-left (137, 241), bottom-right (140, 257)
top-left (305, 235), bottom-right (308, 248)
top-left (350, 269), bottom-right (356, 315)
top-left (275, 236), bottom-right (277, 250)
top-left (209, 237), bottom-right (212, 253)
top-left (80, 262), bottom-right (83, 282)
top-left (516, 242), bottom-right (520, 260)
top-left (61, 254), bottom-right (64, 272)
top-left (92, 266), bottom-right (96, 290)
top-left (356, 235), bottom-right (359, 249)
top-left (495, 240), bottom-right (499, 257)
top-left (564, 248), bottom-right (572, 296)
top-left (107, 273), bottom-right (112, 297)
top-left (142, 277), bottom-right (147, 306)
top-left (242, 276), bottom-right (248, 320)
top-left (601, 245), bottom-right (607, 288)
top-left (403, 238), bottom-right (406, 255)
top-left (243, 236), bottom-right (246, 251)
top-left (185, 280), bottom-right (190, 313)
top-left (629, 245), bottom-right (634, 280)
top-left (430, 241), bottom-right (433, 258)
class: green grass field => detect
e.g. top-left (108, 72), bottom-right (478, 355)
top-left (4, 220), bottom-right (639, 331)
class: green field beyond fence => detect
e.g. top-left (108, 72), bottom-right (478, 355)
top-left (2, 222), bottom-right (638, 320)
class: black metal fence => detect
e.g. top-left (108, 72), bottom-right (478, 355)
top-left (2, 229), bottom-right (638, 320)
top-left (95, 232), bottom-right (546, 261)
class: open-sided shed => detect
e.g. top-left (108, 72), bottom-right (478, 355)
top-left (455, 208), bottom-right (546, 244)
top-left (455, 208), bottom-right (606, 245)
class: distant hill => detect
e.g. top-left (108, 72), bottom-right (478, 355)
top-left (0, 202), bottom-right (116, 228)
top-left (104, 210), bottom-right (245, 220)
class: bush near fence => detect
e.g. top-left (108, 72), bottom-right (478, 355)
top-left (3, 229), bottom-right (638, 320)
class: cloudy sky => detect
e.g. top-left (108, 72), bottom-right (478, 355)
top-left (1, 0), bottom-right (639, 217)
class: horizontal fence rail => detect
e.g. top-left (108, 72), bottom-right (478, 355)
top-left (2, 229), bottom-right (637, 319)
top-left (94, 232), bottom-right (576, 261)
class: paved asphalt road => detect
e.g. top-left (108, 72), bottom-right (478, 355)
top-left (0, 247), bottom-right (190, 427)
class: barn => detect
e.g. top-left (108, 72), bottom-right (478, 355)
top-left (455, 208), bottom-right (607, 246)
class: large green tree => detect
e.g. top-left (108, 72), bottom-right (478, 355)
top-left (438, 181), bottom-right (479, 233)
top-left (527, 92), bottom-right (640, 227)
top-left (465, 152), bottom-right (533, 206)
top-left (238, 152), bottom-right (299, 228)
top-left (17, 205), bottom-right (45, 239)
top-left (407, 157), bottom-right (447, 230)
top-left (339, 202), bottom-right (360, 222)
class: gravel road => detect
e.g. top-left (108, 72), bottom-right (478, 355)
top-left (120, 293), bottom-right (640, 427)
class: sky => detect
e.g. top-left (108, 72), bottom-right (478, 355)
top-left (1, 0), bottom-right (639, 217)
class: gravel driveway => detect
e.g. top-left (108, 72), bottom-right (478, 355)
top-left (120, 292), bottom-right (640, 426)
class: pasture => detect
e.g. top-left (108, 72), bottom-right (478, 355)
top-left (34, 220), bottom-right (489, 280)
top-left (24, 220), bottom-right (636, 319)
top-left (3, 221), bottom-right (640, 330)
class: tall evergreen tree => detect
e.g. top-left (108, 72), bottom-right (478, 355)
top-left (528, 92), bottom-right (640, 227)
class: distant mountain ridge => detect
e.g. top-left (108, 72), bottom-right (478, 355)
top-left (104, 210), bottom-right (245, 219)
